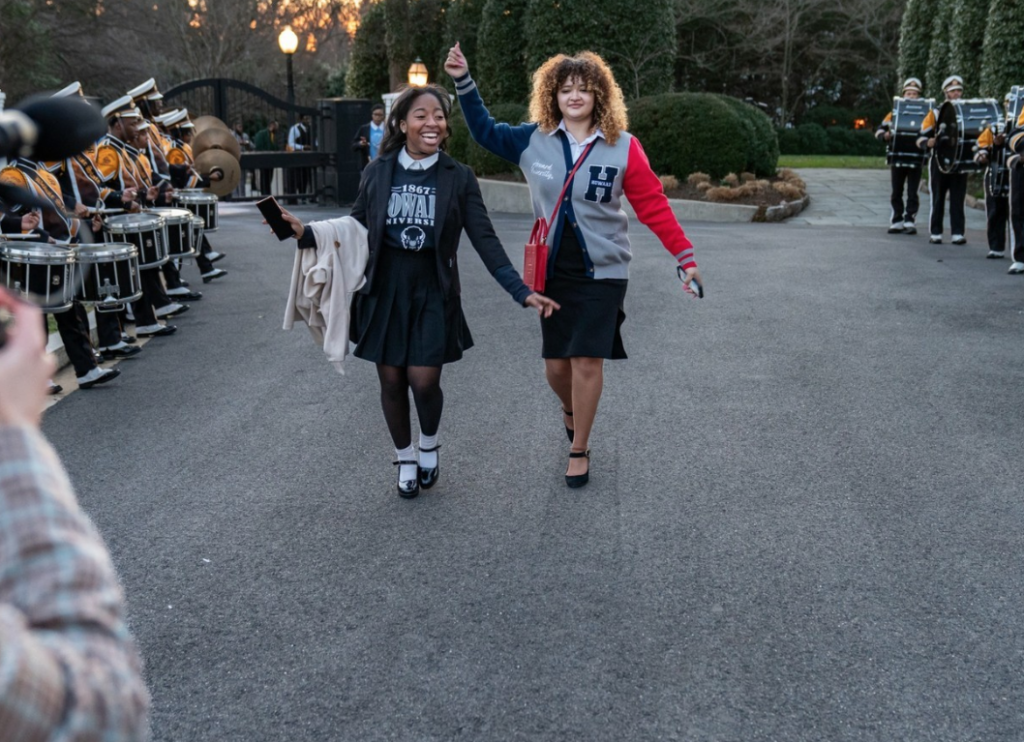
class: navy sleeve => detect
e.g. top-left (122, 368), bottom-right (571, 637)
top-left (297, 225), bottom-right (317, 249)
top-left (453, 74), bottom-right (536, 166)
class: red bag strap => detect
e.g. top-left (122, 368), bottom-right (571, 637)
top-left (537, 140), bottom-right (597, 243)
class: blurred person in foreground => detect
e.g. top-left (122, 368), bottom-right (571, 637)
top-left (0, 287), bottom-right (150, 741)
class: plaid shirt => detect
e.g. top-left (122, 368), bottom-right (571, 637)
top-left (0, 425), bottom-right (149, 741)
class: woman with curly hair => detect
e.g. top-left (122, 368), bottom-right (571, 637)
top-left (445, 44), bottom-right (703, 489)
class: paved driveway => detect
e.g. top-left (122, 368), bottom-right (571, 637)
top-left (41, 203), bottom-right (1024, 741)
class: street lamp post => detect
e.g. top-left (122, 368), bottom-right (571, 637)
top-left (278, 26), bottom-right (298, 128)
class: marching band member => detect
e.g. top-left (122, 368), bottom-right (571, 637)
top-left (918, 75), bottom-right (969, 245)
top-left (974, 93), bottom-right (1012, 260)
top-left (877, 77), bottom-right (924, 234)
top-left (0, 159), bottom-right (122, 390)
top-left (1006, 94), bottom-right (1024, 274)
top-left (95, 96), bottom-right (179, 337)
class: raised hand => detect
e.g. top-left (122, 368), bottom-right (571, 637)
top-left (444, 42), bottom-right (470, 78)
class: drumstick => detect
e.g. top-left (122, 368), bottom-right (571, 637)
top-left (0, 233), bottom-right (41, 239)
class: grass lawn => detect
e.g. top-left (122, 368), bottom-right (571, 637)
top-left (778, 155), bottom-right (887, 169)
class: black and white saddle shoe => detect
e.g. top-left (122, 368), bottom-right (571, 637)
top-left (394, 460), bottom-right (420, 498)
top-left (418, 445), bottom-right (441, 489)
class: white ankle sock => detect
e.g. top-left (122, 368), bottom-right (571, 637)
top-left (419, 432), bottom-right (439, 468)
top-left (395, 445), bottom-right (417, 482)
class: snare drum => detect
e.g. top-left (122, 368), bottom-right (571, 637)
top-left (145, 207), bottom-right (196, 257)
top-left (103, 213), bottom-right (167, 269)
top-left (0, 242), bottom-right (76, 313)
top-left (73, 243), bottom-right (142, 310)
top-left (175, 191), bottom-right (218, 232)
top-left (935, 98), bottom-right (1003, 174)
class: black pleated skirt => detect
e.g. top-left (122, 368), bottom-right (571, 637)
top-left (350, 247), bottom-right (474, 367)
top-left (540, 221), bottom-right (628, 360)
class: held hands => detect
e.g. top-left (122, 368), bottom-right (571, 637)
top-left (0, 288), bottom-right (55, 429)
top-left (444, 42), bottom-right (470, 78)
top-left (524, 292), bottom-right (560, 318)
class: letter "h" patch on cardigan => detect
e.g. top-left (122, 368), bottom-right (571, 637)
top-left (585, 165), bottom-right (618, 203)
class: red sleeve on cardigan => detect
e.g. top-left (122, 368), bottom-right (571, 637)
top-left (622, 136), bottom-right (696, 270)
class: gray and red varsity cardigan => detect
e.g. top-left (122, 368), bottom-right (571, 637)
top-left (453, 74), bottom-right (696, 281)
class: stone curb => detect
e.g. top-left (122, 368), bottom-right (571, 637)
top-left (478, 178), bottom-right (760, 223)
top-left (762, 194), bottom-right (811, 222)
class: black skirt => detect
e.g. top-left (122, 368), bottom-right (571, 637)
top-left (540, 220), bottom-right (628, 360)
top-left (350, 247), bottom-right (474, 367)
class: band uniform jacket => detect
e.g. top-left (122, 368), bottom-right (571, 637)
top-left (350, 149), bottom-right (529, 305)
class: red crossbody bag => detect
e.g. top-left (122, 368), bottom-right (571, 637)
top-left (523, 141), bottom-right (596, 293)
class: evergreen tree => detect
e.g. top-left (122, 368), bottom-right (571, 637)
top-left (441, 0), bottom-right (485, 78)
top-left (409, 0), bottom-right (448, 84)
top-left (926, 0), bottom-right (956, 98)
top-left (523, 0), bottom-right (674, 99)
top-left (346, 0), bottom-right (390, 99)
top-left (949, 0), bottom-right (989, 94)
top-left (477, 0), bottom-right (530, 103)
top-left (898, 0), bottom-right (939, 90)
top-left (979, 0), bottom-right (1024, 98)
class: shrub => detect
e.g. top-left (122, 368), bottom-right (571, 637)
top-left (659, 175), bottom-right (679, 192)
top-left (722, 173), bottom-right (739, 186)
top-left (448, 102), bottom-right (529, 176)
top-left (740, 172), bottom-right (756, 182)
top-left (773, 181), bottom-right (804, 200)
top-left (716, 96), bottom-right (780, 176)
top-left (795, 123), bottom-right (829, 154)
top-left (705, 186), bottom-right (739, 202)
top-left (346, 0), bottom-right (390, 99)
top-left (696, 181), bottom-right (713, 193)
top-left (478, 0), bottom-right (530, 103)
top-left (777, 127), bottom-right (802, 155)
top-left (687, 172), bottom-right (711, 185)
top-left (628, 93), bottom-right (747, 180)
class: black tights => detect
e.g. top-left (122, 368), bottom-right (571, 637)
top-left (376, 364), bottom-right (443, 449)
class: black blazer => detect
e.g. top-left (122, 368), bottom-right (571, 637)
top-left (349, 149), bottom-right (528, 304)
top-left (351, 123), bottom-right (372, 169)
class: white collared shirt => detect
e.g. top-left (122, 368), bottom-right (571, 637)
top-left (552, 121), bottom-right (605, 162)
top-left (398, 148), bottom-right (439, 170)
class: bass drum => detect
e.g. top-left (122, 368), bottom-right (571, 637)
top-left (887, 96), bottom-right (934, 168)
top-left (935, 98), bottom-right (1002, 174)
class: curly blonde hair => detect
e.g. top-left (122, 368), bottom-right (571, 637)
top-left (528, 51), bottom-right (628, 146)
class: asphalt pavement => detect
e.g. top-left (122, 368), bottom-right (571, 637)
top-left (41, 200), bottom-right (1024, 741)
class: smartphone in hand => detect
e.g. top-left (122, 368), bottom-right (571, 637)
top-left (257, 196), bottom-right (296, 241)
top-left (676, 266), bottom-right (704, 298)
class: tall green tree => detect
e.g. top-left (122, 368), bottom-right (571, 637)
top-left (523, 0), bottom-right (674, 99)
top-left (346, 0), bottom-right (390, 99)
top-left (949, 0), bottom-right (989, 94)
top-left (477, 0), bottom-right (530, 103)
top-left (898, 0), bottom-right (939, 90)
top-left (979, 0), bottom-right (1024, 98)
top-left (925, 0), bottom-right (956, 98)
top-left (441, 0), bottom-right (485, 79)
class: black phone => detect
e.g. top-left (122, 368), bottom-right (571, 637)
top-left (257, 196), bottom-right (296, 241)
top-left (676, 265), bottom-right (704, 298)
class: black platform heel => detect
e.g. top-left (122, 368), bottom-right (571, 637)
top-left (418, 444), bottom-right (441, 489)
top-left (565, 449), bottom-right (590, 488)
top-left (393, 460), bottom-right (420, 498)
top-left (562, 408), bottom-right (574, 443)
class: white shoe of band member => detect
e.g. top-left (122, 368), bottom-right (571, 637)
top-left (903, 221), bottom-right (916, 230)
top-left (929, 235), bottom-right (943, 244)
top-left (951, 234), bottom-right (966, 244)
top-left (888, 223), bottom-right (903, 234)
top-left (166, 286), bottom-right (192, 296)
top-left (154, 302), bottom-right (185, 318)
top-left (76, 367), bottom-right (115, 385)
top-left (206, 251), bottom-right (223, 261)
top-left (987, 250), bottom-right (1005, 259)
top-left (135, 323), bottom-right (166, 335)
top-left (1008, 262), bottom-right (1024, 274)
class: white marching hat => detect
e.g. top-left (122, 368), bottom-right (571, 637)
top-left (102, 95), bottom-right (143, 119)
top-left (161, 109), bottom-right (190, 128)
top-left (153, 109), bottom-right (182, 125)
top-left (52, 81), bottom-right (83, 98)
top-left (942, 75), bottom-right (964, 92)
top-left (901, 77), bottom-right (922, 93)
top-left (127, 78), bottom-right (158, 100)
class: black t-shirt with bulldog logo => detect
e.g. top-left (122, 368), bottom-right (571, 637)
top-left (384, 166), bottom-right (437, 252)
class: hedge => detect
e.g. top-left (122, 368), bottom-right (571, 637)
top-left (627, 93), bottom-right (748, 180)
top-left (715, 96), bottom-right (779, 177)
top-left (777, 123), bottom-right (885, 156)
top-left (448, 102), bottom-right (529, 177)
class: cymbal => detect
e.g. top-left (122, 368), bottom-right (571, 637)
top-left (192, 115), bottom-right (231, 135)
top-left (192, 127), bottom-right (242, 160)
top-left (194, 149), bottom-right (240, 197)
